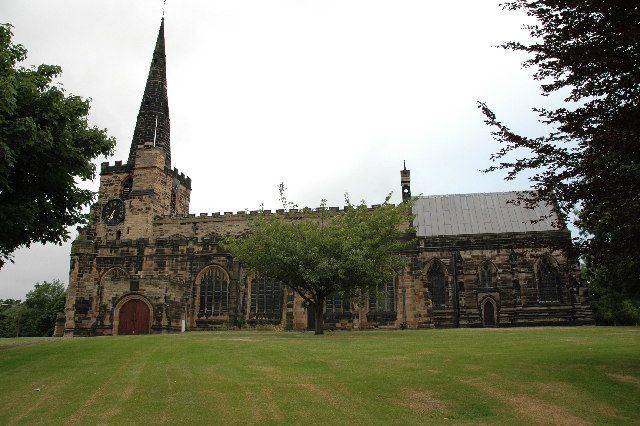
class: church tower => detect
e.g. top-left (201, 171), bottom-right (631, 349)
top-left (65, 17), bottom-right (193, 336)
top-left (94, 18), bottom-right (191, 241)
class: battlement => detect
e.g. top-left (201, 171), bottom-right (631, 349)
top-left (166, 166), bottom-right (192, 189)
top-left (154, 204), bottom-right (389, 223)
top-left (100, 160), bottom-right (132, 174)
top-left (100, 151), bottom-right (191, 189)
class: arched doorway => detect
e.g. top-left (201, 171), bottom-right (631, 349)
top-left (118, 299), bottom-right (151, 335)
top-left (482, 299), bottom-right (496, 327)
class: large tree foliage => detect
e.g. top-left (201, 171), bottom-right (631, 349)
top-left (225, 193), bottom-right (413, 334)
top-left (479, 1), bottom-right (640, 315)
top-left (0, 24), bottom-right (115, 265)
top-left (0, 279), bottom-right (66, 337)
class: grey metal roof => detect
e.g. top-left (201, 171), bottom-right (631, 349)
top-left (413, 191), bottom-right (559, 237)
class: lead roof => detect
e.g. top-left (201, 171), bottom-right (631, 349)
top-left (412, 191), bottom-right (560, 237)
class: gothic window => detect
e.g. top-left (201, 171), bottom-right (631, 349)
top-left (198, 266), bottom-right (229, 316)
top-left (369, 281), bottom-right (396, 313)
top-left (479, 261), bottom-right (496, 288)
top-left (249, 276), bottom-right (283, 322)
top-left (324, 292), bottom-right (350, 314)
top-left (121, 176), bottom-right (133, 200)
top-left (427, 261), bottom-right (447, 308)
top-left (538, 256), bottom-right (561, 302)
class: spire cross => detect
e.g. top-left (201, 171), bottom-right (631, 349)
top-left (162, 0), bottom-right (166, 18)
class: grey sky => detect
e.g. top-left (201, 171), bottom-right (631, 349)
top-left (0, 0), bottom-right (557, 299)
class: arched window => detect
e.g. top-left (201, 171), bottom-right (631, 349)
top-left (479, 261), bottom-right (496, 288)
top-left (369, 281), bottom-right (396, 313)
top-left (538, 256), bottom-right (560, 302)
top-left (427, 261), bottom-right (447, 308)
top-left (121, 176), bottom-right (133, 200)
top-left (249, 276), bottom-right (283, 322)
top-left (198, 266), bottom-right (229, 316)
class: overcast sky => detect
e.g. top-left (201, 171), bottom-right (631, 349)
top-left (0, 0), bottom-right (560, 299)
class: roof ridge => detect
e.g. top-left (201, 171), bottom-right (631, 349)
top-left (415, 190), bottom-right (534, 199)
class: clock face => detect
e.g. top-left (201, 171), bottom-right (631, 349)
top-left (102, 199), bottom-right (125, 225)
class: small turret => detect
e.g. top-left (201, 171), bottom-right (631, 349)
top-left (401, 161), bottom-right (411, 202)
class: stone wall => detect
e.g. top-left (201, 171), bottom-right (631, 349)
top-left (65, 220), bottom-right (592, 336)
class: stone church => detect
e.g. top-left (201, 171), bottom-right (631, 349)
top-left (63, 19), bottom-right (592, 336)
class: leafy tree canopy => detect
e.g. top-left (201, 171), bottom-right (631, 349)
top-left (0, 279), bottom-right (66, 337)
top-left (0, 23), bottom-right (115, 265)
top-left (225, 188), bottom-right (414, 334)
top-left (479, 1), bottom-right (640, 304)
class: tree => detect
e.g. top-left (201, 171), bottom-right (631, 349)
top-left (0, 23), bottom-right (115, 266)
top-left (225, 190), bottom-right (413, 334)
top-left (23, 279), bottom-right (67, 336)
top-left (0, 280), bottom-right (66, 337)
top-left (478, 1), bottom-right (640, 314)
top-left (0, 298), bottom-right (22, 337)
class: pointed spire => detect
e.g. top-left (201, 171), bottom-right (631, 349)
top-left (128, 17), bottom-right (171, 168)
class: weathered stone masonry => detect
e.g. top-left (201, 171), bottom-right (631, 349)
top-left (63, 19), bottom-right (592, 336)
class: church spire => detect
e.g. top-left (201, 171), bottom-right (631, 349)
top-left (128, 18), bottom-right (171, 168)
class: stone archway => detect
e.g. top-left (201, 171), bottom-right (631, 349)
top-left (113, 295), bottom-right (153, 335)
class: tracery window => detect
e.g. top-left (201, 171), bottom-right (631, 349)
top-left (369, 281), bottom-right (396, 313)
top-left (249, 276), bottom-right (283, 322)
top-left (479, 261), bottom-right (495, 288)
top-left (198, 266), bottom-right (229, 316)
top-left (538, 256), bottom-right (560, 302)
top-left (427, 261), bottom-right (447, 308)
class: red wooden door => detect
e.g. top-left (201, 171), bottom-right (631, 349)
top-left (118, 299), bottom-right (150, 335)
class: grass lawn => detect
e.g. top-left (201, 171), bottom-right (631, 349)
top-left (0, 327), bottom-right (638, 425)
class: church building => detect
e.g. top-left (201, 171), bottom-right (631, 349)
top-left (63, 19), bottom-right (592, 336)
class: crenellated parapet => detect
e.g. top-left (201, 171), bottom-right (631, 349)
top-left (166, 166), bottom-right (192, 189)
top-left (100, 160), bottom-right (132, 175)
top-left (154, 203), bottom-right (388, 222)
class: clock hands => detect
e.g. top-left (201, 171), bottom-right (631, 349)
top-left (103, 200), bottom-right (124, 225)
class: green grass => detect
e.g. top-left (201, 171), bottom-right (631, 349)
top-left (0, 327), bottom-right (638, 425)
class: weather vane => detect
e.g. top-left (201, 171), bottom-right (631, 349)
top-left (162, 0), bottom-right (167, 18)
